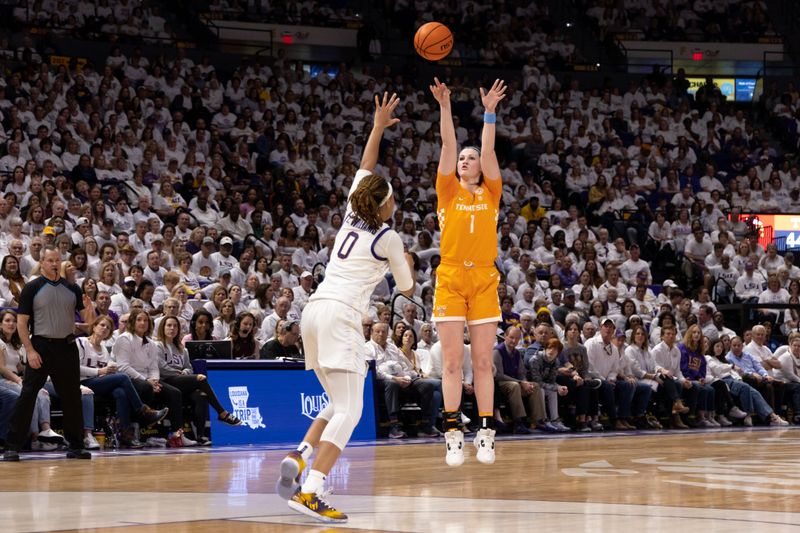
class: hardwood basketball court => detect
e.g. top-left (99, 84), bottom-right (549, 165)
top-left (3, 427), bottom-right (800, 532)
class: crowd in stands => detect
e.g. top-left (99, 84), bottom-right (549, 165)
top-left (8, 0), bottom-right (181, 43)
top-left (584, 0), bottom-right (776, 42)
top-left (0, 1), bottom-right (800, 451)
top-left (204, 0), bottom-right (361, 28)
top-left (393, 0), bottom-right (578, 67)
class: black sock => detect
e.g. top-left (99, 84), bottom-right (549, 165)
top-left (443, 410), bottom-right (461, 432)
top-left (480, 415), bottom-right (495, 430)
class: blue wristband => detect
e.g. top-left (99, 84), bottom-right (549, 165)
top-left (483, 112), bottom-right (496, 124)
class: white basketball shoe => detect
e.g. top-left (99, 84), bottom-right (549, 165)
top-left (444, 430), bottom-right (465, 467)
top-left (473, 428), bottom-right (496, 465)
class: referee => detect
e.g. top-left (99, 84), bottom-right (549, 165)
top-left (4, 247), bottom-right (96, 461)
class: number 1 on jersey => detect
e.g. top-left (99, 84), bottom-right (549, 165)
top-left (469, 214), bottom-right (475, 234)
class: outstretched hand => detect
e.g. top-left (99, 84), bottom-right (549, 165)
top-left (429, 77), bottom-right (451, 106)
top-left (373, 92), bottom-right (401, 130)
top-left (480, 79), bottom-right (507, 113)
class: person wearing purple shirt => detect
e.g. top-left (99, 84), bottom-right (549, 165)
top-left (678, 325), bottom-right (718, 428)
top-left (555, 256), bottom-right (579, 287)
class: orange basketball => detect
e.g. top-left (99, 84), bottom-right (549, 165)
top-left (414, 22), bottom-right (453, 61)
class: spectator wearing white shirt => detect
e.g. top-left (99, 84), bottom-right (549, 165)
top-left (682, 228), bottom-right (712, 288)
top-left (291, 235), bottom-right (319, 275)
top-left (217, 202), bottom-right (254, 243)
top-left (291, 272), bottom-right (314, 311)
top-left (647, 211), bottom-right (673, 251)
top-left (746, 326), bottom-right (781, 379)
top-left (774, 334), bottom-right (800, 423)
top-left (190, 194), bottom-right (220, 228)
top-left (141, 250), bottom-right (167, 287)
top-left (0, 142), bottom-right (26, 172)
top-left (709, 254), bottom-right (740, 301)
top-left (735, 261), bottom-right (766, 301)
top-left (366, 322), bottom-right (440, 439)
top-left (698, 165), bottom-right (725, 193)
top-left (757, 275), bottom-right (790, 321)
top-left (759, 244), bottom-right (784, 275)
top-left (109, 276), bottom-right (137, 317)
top-left (258, 296), bottom-right (291, 343)
top-left (650, 324), bottom-right (692, 428)
top-left (191, 237), bottom-right (219, 281)
top-left (276, 254), bottom-right (299, 288)
top-left (532, 234), bottom-right (557, 268)
top-left (598, 268), bottom-right (629, 303)
top-left (619, 244), bottom-right (651, 286)
top-left (211, 104), bottom-right (237, 134)
top-left (211, 236), bottom-right (238, 273)
top-left (780, 252), bottom-right (800, 280)
top-left (537, 142), bottom-right (561, 178)
top-left (670, 186), bottom-right (695, 209)
top-left (585, 318), bottom-right (634, 431)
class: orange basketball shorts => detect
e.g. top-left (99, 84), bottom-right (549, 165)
top-left (432, 263), bottom-right (501, 325)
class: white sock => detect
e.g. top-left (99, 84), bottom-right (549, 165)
top-left (296, 441), bottom-right (313, 461)
top-left (301, 469), bottom-right (326, 494)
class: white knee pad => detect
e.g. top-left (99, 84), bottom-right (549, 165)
top-left (317, 370), bottom-right (364, 450)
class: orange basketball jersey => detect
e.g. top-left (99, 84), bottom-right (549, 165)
top-left (436, 171), bottom-right (501, 267)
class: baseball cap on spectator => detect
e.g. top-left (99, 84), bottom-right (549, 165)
top-left (43, 226), bottom-right (56, 236)
top-left (745, 261), bottom-right (755, 270)
top-left (760, 154), bottom-right (769, 161)
top-left (76, 217), bottom-right (89, 226)
top-left (300, 271), bottom-right (313, 279)
top-left (563, 289), bottom-right (575, 298)
top-left (202, 236), bottom-right (214, 245)
top-left (662, 279), bottom-right (677, 288)
top-left (220, 236), bottom-right (233, 246)
top-left (636, 271), bottom-right (648, 280)
top-left (219, 268), bottom-right (232, 277)
top-left (615, 329), bottom-right (626, 338)
top-left (102, 218), bottom-right (114, 226)
top-left (124, 276), bottom-right (136, 285)
top-left (536, 307), bottom-right (550, 316)
top-left (151, 234), bottom-right (164, 242)
top-left (601, 317), bottom-right (615, 327)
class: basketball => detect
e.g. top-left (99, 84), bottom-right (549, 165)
top-left (414, 22), bottom-right (453, 61)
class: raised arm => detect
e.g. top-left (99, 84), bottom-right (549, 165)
top-left (430, 77), bottom-right (457, 175)
top-left (359, 92), bottom-right (400, 173)
top-left (479, 79), bottom-right (507, 181)
top-left (79, 293), bottom-right (96, 326)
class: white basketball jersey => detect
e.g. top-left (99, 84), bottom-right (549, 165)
top-left (310, 169), bottom-right (412, 316)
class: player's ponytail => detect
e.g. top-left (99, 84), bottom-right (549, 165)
top-left (349, 174), bottom-right (391, 231)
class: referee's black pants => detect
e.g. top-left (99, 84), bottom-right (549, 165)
top-left (7, 337), bottom-right (83, 451)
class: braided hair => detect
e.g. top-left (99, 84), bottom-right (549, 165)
top-left (348, 174), bottom-right (391, 231)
